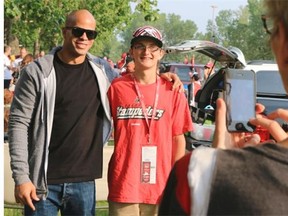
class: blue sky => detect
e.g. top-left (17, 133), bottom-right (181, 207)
top-left (156, 0), bottom-right (248, 33)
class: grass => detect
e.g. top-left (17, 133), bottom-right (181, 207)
top-left (4, 201), bottom-right (108, 216)
top-left (4, 204), bottom-right (23, 216)
top-left (95, 200), bottom-right (109, 216)
top-left (4, 141), bottom-right (112, 216)
top-left (107, 139), bottom-right (114, 146)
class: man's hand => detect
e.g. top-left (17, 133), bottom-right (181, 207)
top-left (159, 72), bottom-right (184, 92)
top-left (212, 98), bottom-right (262, 149)
top-left (249, 108), bottom-right (288, 143)
top-left (15, 182), bottom-right (39, 211)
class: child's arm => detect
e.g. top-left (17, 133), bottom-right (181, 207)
top-left (172, 134), bottom-right (186, 164)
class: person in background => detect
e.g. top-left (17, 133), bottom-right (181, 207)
top-left (187, 70), bottom-right (201, 107)
top-left (11, 47), bottom-right (28, 84)
top-left (183, 55), bottom-right (189, 64)
top-left (14, 47), bottom-right (28, 67)
top-left (39, 50), bottom-right (45, 57)
top-left (35, 50), bottom-right (46, 59)
top-left (4, 45), bottom-right (14, 89)
top-left (4, 89), bottom-right (14, 142)
top-left (20, 54), bottom-right (34, 68)
top-left (10, 54), bottom-right (16, 65)
top-left (203, 61), bottom-right (215, 81)
top-left (107, 58), bottom-right (115, 69)
top-left (120, 55), bottom-right (135, 76)
top-left (11, 54), bottom-right (35, 86)
top-left (107, 25), bottom-right (193, 216)
top-left (158, 0), bottom-right (288, 215)
top-left (117, 52), bottom-right (127, 70)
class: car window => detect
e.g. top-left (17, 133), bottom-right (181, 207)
top-left (257, 98), bottom-right (288, 114)
top-left (174, 66), bottom-right (191, 82)
top-left (256, 70), bottom-right (286, 96)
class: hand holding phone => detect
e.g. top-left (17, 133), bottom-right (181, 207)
top-left (224, 69), bottom-right (256, 132)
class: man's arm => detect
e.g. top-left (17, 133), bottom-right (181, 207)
top-left (9, 67), bottom-right (36, 185)
top-left (8, 65), bottom-right (40, 210)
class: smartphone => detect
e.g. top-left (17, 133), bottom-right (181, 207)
top-left (224, 69), bottom-right (256, 132)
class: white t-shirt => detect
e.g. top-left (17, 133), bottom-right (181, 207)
top-left (4, 55), bottom-right (13, 80)
top-left (4, 55), bottom-right (11, 69)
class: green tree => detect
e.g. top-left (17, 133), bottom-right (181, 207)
top-left (209, 0), bottom-right (273, 61)
top-left (118, 12), bottom-right (198, 62)
top-left (5, 0), bottom-right (274, 62)
top-left (4, 0), bottom-right (158, 56)
top-left (244, 0), bottom-right (273, 60)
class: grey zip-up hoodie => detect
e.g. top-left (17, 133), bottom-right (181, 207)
top-left (8, 47), bottom-right (117, 199)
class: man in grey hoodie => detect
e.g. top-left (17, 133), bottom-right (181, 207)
top-left (8, 9), bottom-right (116, 216)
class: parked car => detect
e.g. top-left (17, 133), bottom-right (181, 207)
top-left (165, 40), bottom-right (288, 150)
top-left (256, 70), bottom-right (287, 108)
top-left (245, 60), bottom-right (278, 72)
top-left (160, 62), bottom-right (205, 94)
top-left (244, 60), bottom-right (287, 115)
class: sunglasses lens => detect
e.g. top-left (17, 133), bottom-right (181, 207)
top-left (72, 28), bottom-right (84, 37)
top-left (86, 30), bottom-right (97, 40)
top-left (71, 27), bottom-right (97, 40)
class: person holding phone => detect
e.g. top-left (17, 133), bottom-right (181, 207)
top-left (187, 70), bottom-right (201, 107)
top-left (158, 0), bottom-right (288, 215)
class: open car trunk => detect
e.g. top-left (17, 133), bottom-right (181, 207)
top-left (164, 40), bottom-right (247, 149)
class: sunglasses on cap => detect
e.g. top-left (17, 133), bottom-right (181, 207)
top-left (65, 27), bottom-right (98, 40)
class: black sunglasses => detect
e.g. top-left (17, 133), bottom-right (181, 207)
top-left (65, 27), bottom-right (98, 40)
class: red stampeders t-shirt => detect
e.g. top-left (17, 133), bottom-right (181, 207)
top-left (107, 75), bottom-right (193, 204)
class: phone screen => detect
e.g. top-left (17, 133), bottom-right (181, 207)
top-left (230, 79), bottom-right (254, 122)
top-left (225, 70), bottom-right (255, 132)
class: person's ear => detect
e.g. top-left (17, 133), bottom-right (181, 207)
top-left (159, 49), bottom-right (165, 60)
top-left (62, 27), bottom-right (67, 37)
top-left (129, 48), bottom-right (134, 59)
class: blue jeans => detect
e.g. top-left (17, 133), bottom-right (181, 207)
top-left (24, 181), bottom-right (96, 216)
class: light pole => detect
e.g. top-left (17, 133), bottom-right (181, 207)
top-left (211, 5), bottom-right (217, 42)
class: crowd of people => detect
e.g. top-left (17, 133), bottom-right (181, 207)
top-left (3, 46), bottom-right (46, 145)
top-left (5, 0), bottom-right (288, 215)
top-left (185, 60), bottom-right (215, 109)
top-left (3, 46), bottom-right (45, 90)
